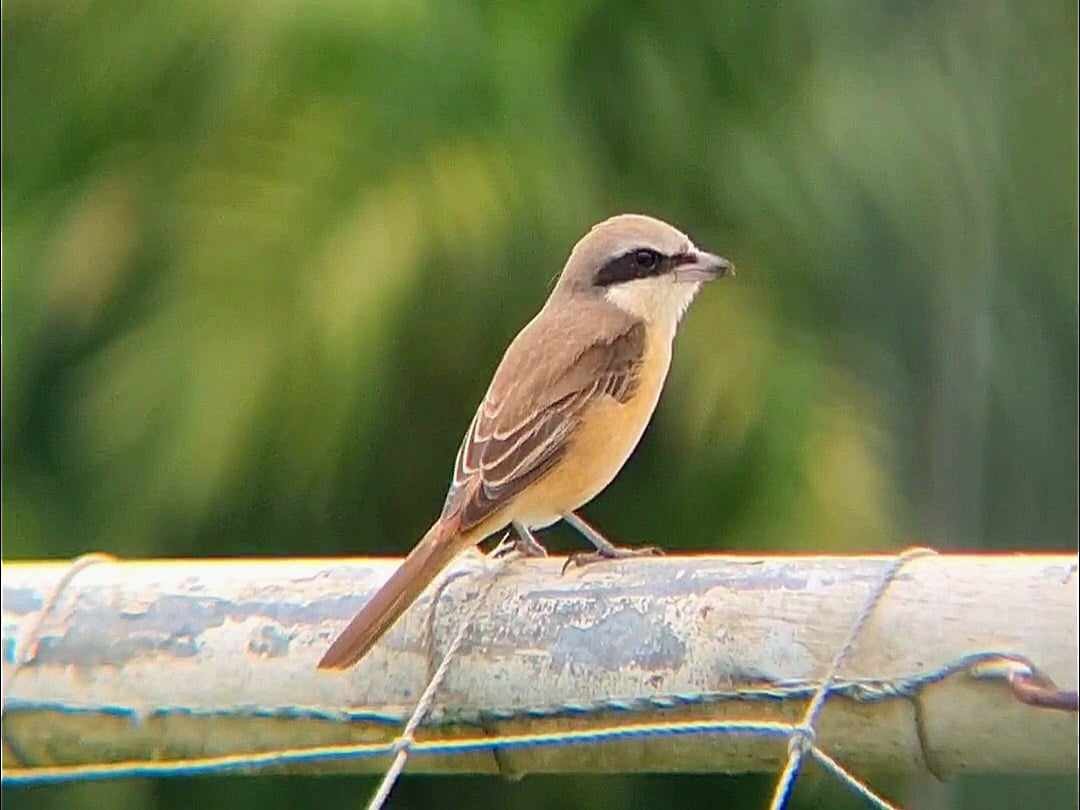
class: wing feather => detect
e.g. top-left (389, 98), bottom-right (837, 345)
top-left (442, 308), bottom-right (645, 531)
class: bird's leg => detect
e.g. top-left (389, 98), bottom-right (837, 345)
top-left (561, 511), bottom-right (662, 572)
top-left (509, 521), bottom-right (549, 558)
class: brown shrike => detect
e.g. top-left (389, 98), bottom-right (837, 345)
top-left (318, 214), bottom-right (733, 669)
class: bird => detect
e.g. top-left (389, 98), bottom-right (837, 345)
top-left (318, 213), bottom-right (734, 670)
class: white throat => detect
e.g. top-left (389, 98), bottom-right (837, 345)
top-left (604, 277), bottom-right (702, 342)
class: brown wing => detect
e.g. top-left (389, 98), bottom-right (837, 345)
top-left (442, 305), bottom-right (645, 531)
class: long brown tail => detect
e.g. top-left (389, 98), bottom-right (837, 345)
top-left (317, 517), bottom-right (464, 670)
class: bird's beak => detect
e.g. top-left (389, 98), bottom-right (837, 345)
top-left (675, 251), bottom-right (735, 283)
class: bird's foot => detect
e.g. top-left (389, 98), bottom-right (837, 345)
top-left (507, 521), bottom-right (548, 558)
top-left (561, 545), bottom-right (662, 574)
top-left (511, 535), bottom-right (549, 558)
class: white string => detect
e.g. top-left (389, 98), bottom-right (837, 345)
top-left (367, 539), bottom-right (517, 810)
top-left (1, 553), bottom-right (114, 706)
top-left (809, 746), bottom-right (901, 810)
top-left (768, 547), bottom-right (936, 810)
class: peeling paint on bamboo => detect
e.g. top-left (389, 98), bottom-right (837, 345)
top-left (1, 553), bottom-right (1076, 777)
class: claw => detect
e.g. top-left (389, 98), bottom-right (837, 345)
top-left (506, 522), bottom-right (548, 558)
top-left (514, 538), bottom-right (548, 558)
top-left (561, 545), bottom-right (663, 574)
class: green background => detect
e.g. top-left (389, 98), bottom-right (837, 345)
top-left (3, 0), bottom-right (1076, 807)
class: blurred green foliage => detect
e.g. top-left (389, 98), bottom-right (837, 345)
top-left (2, 0), bottom-right (1076, 807)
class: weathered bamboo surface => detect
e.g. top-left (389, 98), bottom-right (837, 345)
top-left (1, 553), bottom-right (1076, 778)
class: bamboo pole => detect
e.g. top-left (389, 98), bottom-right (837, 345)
top-left (1, 553), bottom-right (1076, 781)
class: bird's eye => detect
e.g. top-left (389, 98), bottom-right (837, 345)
top-left (634, 249), bottom-right (659, 270)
